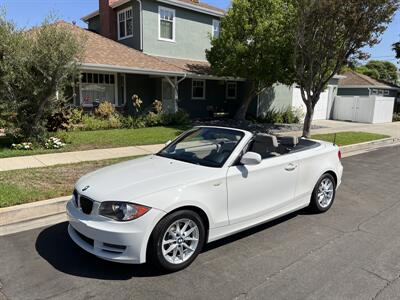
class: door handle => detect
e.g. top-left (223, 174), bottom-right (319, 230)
top-left (285, 163), bottom-right (298, 171)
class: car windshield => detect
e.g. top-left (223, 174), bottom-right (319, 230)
top-left (157, 127), bottom-right (245, 168)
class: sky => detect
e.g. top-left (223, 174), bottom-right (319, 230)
top-left (1, 0), bottom-right (399, 66)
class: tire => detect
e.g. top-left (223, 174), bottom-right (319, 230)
top-left (148, 210), bottom-right (206, 272)
top-left (309, 173), bottom-right (336, 213)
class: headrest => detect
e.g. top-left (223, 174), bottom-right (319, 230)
top-left (279, 136), bottom-right (299, 147)
top-left (254, 134), bottom-right (278, 148)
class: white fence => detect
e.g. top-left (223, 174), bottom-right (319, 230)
top-left (333, 96), bottom-right (395, 123)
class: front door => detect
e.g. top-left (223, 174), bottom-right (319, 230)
top-left (162, 79), bottom-right (177, 114)
top-left (226, 153), bottom-right (300, 225)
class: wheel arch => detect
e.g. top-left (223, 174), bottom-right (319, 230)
top-left (323, 170), bottom-right (338, 186)
top-left (145, 205), bottom-right (211, 262)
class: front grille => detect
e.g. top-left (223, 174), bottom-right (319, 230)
top-left (74, 228), bottom-right (94, 247)
top-left (80, 196), bottom-right (93, 215)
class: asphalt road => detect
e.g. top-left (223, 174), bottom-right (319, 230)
top-left (1, 145), bottom-right (400, 300)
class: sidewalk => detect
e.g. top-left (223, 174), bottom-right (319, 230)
top-left (286, 120), bottom-right (400, 138)
top-left (0, 121), bottom-right (398, 172)
top-left (0, 144), bottom-right (164, 172)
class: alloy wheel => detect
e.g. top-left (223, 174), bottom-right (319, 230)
top-left (161, 219), bottom-right (200, 264)
top-left (317, 178), bottom-right (334, 208)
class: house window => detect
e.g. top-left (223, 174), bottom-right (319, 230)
top-left (212, 19), bottom-right (221, 38)
top-left (384, 90), bottom-right (390, 96)
top-left (159, 6), bottom-right (175, 41)
top-left (226, 82), bottom-right (237, 99)
top-left (192, 79), bottom-right (206, 100)
top-left (371, 89), bottom-right (378, 95)
top-left (118, 7), bottom-right (133, 40)
top-left (80, 72), bottom-right (116, 106)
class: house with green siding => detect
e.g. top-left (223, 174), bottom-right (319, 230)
top-left (73, 0), bottom-right (247, 118)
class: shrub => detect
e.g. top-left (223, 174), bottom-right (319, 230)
top-left (46, 106), bottom-right (73, 132)
top-left (81, 115), bottom-right (110, 131)
top-left (11, 142), bottom-right (33, 150)
top-left (44, 137), bottom-right (66, 149)
top-left (162, 110), bottom-right (191, 126)
top-left (393, 113), bottom-right (400, 122)
top-left (55, 131), bottom-right (72, 144)
top-left (152, 100), bottom-right (163, 114)
top-left (81, 115), bottom-right (122, 131)
top-left (70, 108), bottom-right (84, 125)
top-left (0, 15), bottom-right (84, 141)
top-left (121, 116), bottom-right (147, 129)
top-left (95, 102), bottom-right (116, 119)
top-left (132, 95), bottom-right (143, 113)
top-left (144, 112), bottom-right (163, 127)
top-left (108, 114), bottom-right (122, 129)
top-left (257, 106), bottom-right (304, 124)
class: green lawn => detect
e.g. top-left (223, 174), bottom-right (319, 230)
top-left (0, 126), bottom-right (186, 159)
top-left (312, 131), bottom-right (389, 146)
top-left (0, 156), bottom-right (137, 208)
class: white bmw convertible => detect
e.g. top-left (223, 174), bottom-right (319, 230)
top-left (67, 126), bottom-right (343, 271)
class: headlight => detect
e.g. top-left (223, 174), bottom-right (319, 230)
top-left (99, 202), bottom-right (150, 222)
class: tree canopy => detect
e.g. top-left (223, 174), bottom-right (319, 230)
top-left (206, 0), bottom-right (295, 120)
top-left (291, 0), bottom-right (398, 137)
top-left (355, 60), bottom-right (398, 84)
top-left (0, 15), bottom-right (84, 141)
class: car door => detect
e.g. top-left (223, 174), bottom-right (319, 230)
top-left (226, 153), bottom-right (300, 225)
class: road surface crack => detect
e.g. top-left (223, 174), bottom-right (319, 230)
top-left (360, 267), bottom-right (390, 283)
top-left (356, 199), bottom-right (400, 234)
top-left (372, 273), bottom-right (400, 300)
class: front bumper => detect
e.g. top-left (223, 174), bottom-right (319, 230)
top-left (66, 200), bottom-right (166, 264)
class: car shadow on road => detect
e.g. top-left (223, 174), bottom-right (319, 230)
top-left (35, 222), bottom-right (165, 279)
top-left (36, 209), bottom-right (311, 280)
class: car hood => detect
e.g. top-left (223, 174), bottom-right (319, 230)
top-left (75, 155), bottom-right (214, 204)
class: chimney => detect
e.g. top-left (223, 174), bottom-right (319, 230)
top-left (99, 0), bottom-right (117, 39)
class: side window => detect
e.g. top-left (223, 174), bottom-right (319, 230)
top-left (118, 7), bottom-right (133, 40)
top-left (192, 80), bottom-right (206, 100)
top-left (159, 6), bottom-right (175, 41)
top-left (226, 82), bottom-right (237, 99)
top-left (212, 19), bottom-right (221, 38)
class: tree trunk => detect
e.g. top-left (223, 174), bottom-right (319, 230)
top-left (234, 82), bottom-right (256, 120)
top-left (302, 104), bottom-right (314, 138)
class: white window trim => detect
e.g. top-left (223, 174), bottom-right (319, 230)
top-left (226, 81), bottom-right (237, 99)
top-left (118, 7), bottom-right (133, 41)
top-left (212, 19), bottom-right (220, 38)
top-left (158, 6), bottom-right (176, 42)
top-left (192, 79), bottom-right (206, 100)
top-left (79, 72), bottom-right (118, 107)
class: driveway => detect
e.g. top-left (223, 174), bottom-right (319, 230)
top-left (0, 145), bottom-right (399, 300)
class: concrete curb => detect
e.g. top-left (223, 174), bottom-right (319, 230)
top-left (1, 137), bottom-right (399, 236)
top-left (0, 196), bottom-right (70, 236)
top-left (340, 137), bottom-right (400, 156)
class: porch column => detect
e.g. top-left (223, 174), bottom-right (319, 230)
top-left (164, 75), bottom-right (186, 113)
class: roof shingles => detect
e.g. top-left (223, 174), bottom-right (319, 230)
top-left (59, 22), bottom-right (212, 76)
top-left (339, 71), bottom-right (392, 88)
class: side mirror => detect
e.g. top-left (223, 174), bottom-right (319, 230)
top-left (240, 152), bottom-right (262, 166)
top-left (165, 140), bottom-right (172, 146)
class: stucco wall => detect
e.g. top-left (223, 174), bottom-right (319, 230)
top-left (257, 85), bottom-right (293, 117)
top-left (141, 0), bottom-right (217, 60)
